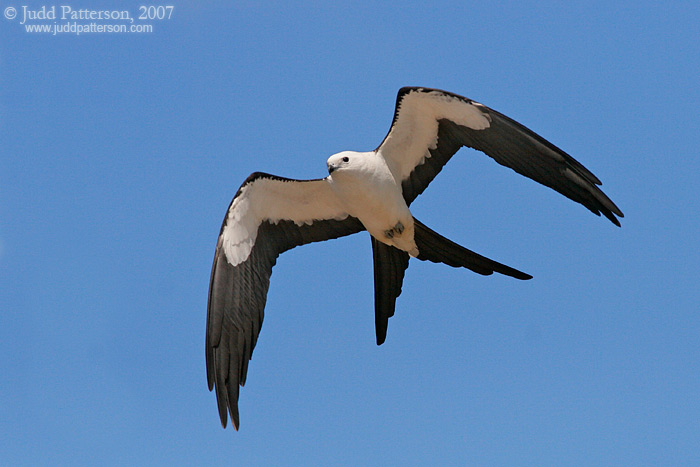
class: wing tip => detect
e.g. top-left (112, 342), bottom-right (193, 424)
top-left (494, 265), bottom-right (532, 281)
top-left (600, 207), bottom-right (623, 227)
top-left (215, 400), bottom-right (241, 431)
top-left (215, 407), bottom-right (240, 431)
top-left (376, 329), bottom-right (387, 346)
top-left (228, 398), bottom-right (241, 430)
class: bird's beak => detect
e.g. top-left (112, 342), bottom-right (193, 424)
top-left (327, 164), bottom-right (336, 174)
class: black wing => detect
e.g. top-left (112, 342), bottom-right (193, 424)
top-left (207, 173), bottom-right (363, 429)
top-left (380, 87), bottom-right (623, 225)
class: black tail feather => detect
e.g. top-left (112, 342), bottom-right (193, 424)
top-left (369, 219), bottom-right (531, 346)
top-left (371, 237), bottom-right (409, 345)
top-left (413, 218), bottom-right (532, 280)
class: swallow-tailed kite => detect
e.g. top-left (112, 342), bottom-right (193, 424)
top-left (206, 87), bottom-right (623, 429)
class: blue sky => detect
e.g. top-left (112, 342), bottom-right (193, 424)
top-left (2, 1), bottom-right (699, 465)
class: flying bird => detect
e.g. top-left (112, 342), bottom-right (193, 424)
top-left (206, 87), bottom-right (623, 430)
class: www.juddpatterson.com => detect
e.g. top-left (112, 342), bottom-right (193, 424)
top-left (26, 21), bottom-right (153, 35)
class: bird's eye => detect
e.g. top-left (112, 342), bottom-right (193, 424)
top-left (342, 156), bottom-right (349, 162)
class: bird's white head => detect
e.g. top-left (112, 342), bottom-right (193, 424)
top-left (326, 151), bottom-right (358, 176)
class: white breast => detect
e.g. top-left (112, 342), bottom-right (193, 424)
top-left (327, 151), bottom-right (411, 238)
